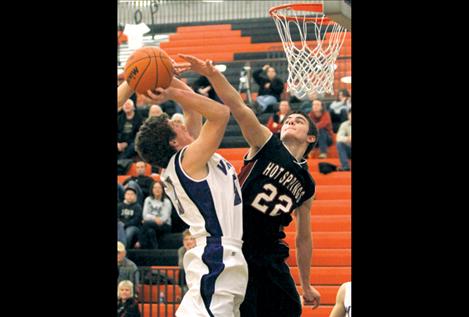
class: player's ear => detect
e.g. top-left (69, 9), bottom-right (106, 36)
top-left (169, 139), bottom-right (178, 148)
top-left (307, 135), bottom-right (316, 144)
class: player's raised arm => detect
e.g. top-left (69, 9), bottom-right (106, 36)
top-left (143, 77), bottom-right (203, 140)
top-left (178, 54), bottom-right (271, 154)
top-left (118, 81), bottom-right (133, 111)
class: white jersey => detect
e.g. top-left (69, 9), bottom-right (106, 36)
top-left (344, 282), bottom-right (351, 317)
top-left (162, 147), bottom-right (247, 316)
top-left (162, 147), bottom-right (244, 242)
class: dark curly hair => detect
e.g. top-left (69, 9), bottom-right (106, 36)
top-left (135, 116), bottom-right (177, 168)
top-left (285, 111), bottom-right (318, 159)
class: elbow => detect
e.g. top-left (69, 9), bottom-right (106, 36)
top-left (219, 106), bottom-right (230, 123)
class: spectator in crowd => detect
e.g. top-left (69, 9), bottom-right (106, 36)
top-left (117, 242), bottom-right (140, 288)
top-left (118, 99), bottom-right (143, 159)
top-left (252, 64), bottom-right (284, 113)
top-left (177, 229), bottom-right (196, 293)
top-left (336, 109), bottom-right (351, 171)
top-left (138, 181), bottom-right (172, 249)
top-left (329, 89), bottom-right (351, 132)
top-left (117, 187), bottom-right (143, 249)
top-left (123, 161), bottom-right (154, 200)
top-left (329, 281), bottom-right (351, 317)
top-left (148, 104), bottom-right (164, 118)
top-left (123, 180), bottom-right (144, 212)
top-left (192, 75), bottom-right (221, 102)
top-left (309, 99), bottom-right (333, 159)
top-left (266, 100), bottom-right (290, 136)
top-left (118, 221), bottom-right (127, 247)
top-left (171, 113), bottom-right (185, 125)
top-left (117, 280), bottom-right (141, 317)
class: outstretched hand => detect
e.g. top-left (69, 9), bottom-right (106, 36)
top-left (177, 54), bottom-right (219, 77)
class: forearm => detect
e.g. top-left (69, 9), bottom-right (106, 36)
top-left (296, 236), bottom-right (313, 287)
top-left (169, 87), bottom-right (229, 122)
top-left (171, 78), bottom-right (203, 138)
top-left (118, 81), bottom-right (133, 110)
top-left (206, 70), bottom-right (245, 112)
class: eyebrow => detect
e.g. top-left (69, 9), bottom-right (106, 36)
top-left (287, 116), bottom-right (307, 123)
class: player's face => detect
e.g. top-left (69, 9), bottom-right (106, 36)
top-left (153, 182), bottom-right (163, 198)
top-left (119, 286), bottom-right (131, 300)
top-left (135, 162), bottom-right (146, 176)
top-left (168, 120), bottom-right (193, 150)
top-left (281, 114), bottom-right (310, 141)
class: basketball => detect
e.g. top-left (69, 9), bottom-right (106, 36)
top-left (124, 46), bottom-right (174, 94)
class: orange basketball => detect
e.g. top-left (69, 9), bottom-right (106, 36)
top-left (124, 46), bottom-right (174, 94)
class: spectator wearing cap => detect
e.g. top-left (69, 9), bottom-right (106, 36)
top-left (117, 187), bottom-right (143, 249)
top-left (118, 242), bottom-right (140, 289)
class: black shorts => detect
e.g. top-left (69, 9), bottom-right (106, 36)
top-left (240, 245), bottom-right (302, 317)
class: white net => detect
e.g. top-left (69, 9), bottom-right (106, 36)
top-left (270, 4), bottom-right (347, 98)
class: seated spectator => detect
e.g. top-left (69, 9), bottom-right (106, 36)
top-left (192, 75), bottom-right (221, 102)
top-left (309, 99), bottom-right (334, 159)
top-left (252, 64), bottom-right (284, 114)
top-left (117, 280), bottom-right (141, 317)
top-left (118, 221), bottom-right (127, 247)
top-left (118, 187), bottom-right (143, 248)
top-left (148, 104), bottom-right (164, 118)
top-left (336, 110), bottom-right (351, 171)
top-left (329, 89), bottom-right (351, 133)
top-left (118, 242), bottom-right (140, 287)
top-left (123, 161), bottom-right (154, 199)
top-left (329, 281), bottom-right (351, 317)
top-left (266, 100), bottom-right (290, 136)
top-left (177, 229), bottom-right (196, 293)
top-left (118, 99), bottom-right (143, 159)
top-left (123, 180), bottom-right (144, 210)
top-left (138, 181), bottom-right (172, 249)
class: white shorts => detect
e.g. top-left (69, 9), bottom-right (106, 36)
top-left (176, 236), bottom-right (248, 317)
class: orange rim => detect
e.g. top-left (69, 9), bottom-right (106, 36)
top-left (269, 3), bottom-right (333, 24)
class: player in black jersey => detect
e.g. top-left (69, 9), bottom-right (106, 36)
top-left (179, 54), bottom-right (321, 317)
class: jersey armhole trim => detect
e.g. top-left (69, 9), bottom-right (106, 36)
top-left (244, 132), bottom-right (274, 163)
top-left (177, 147), bottom-right (210, 183)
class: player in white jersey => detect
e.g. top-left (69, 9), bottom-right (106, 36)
top-left (329, 282), bottom-right (351, 317)
top-left (134, 71), bottom-right (247, 317)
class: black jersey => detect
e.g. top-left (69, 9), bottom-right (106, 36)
top-left (238, 134), bottom-right (315, 252)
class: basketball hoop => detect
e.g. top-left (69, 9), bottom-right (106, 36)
top-left (269, 2), bottom-right (347, 98)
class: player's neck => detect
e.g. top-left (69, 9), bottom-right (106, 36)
top-left (282, 140), bottom-right (306, 162)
